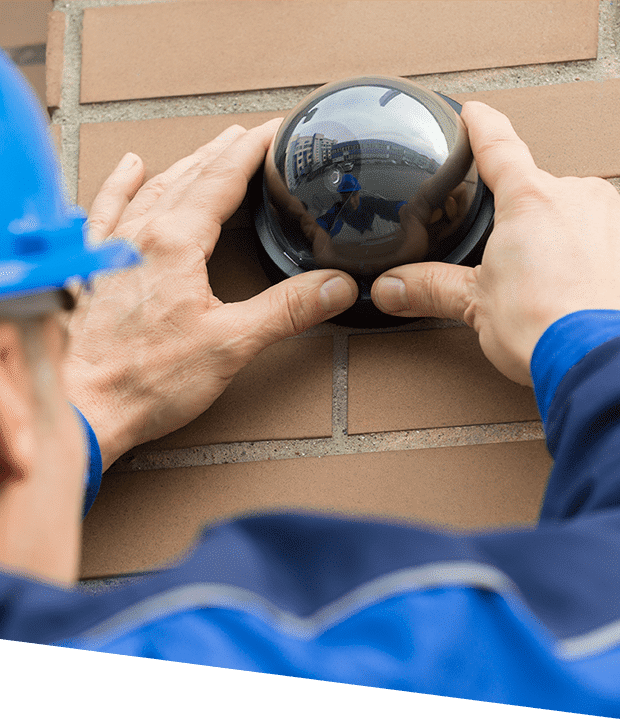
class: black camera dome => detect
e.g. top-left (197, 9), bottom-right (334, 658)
top-left (255, 76), bottom-right (494, 327)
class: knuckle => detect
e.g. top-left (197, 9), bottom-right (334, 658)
top-left (476, 134), bottom-right (529, 165)
top-left (419, 263), bottom-right (472, 320)
top-left (86, 211), bottom-right (113, 240)
top-left (214, 155), bottom-right (240, 178)
top-left (87, 210), bottom-right (107, 230)
top-left (280, 283), bottom-right (307, 336)
top-left (211, 154), bottom-right (249, 186)
top-left (511, 174), bottom-right (557, 210)
top-left (220, 124), bottom-right (245, 138)
top-left (420, 263), bottom-right (444, 310)
top-left (137, 214), bottom-right (175, 254)
top-left (139, 175), bottom-right (168, 200)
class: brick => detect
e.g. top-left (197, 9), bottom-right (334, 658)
top-left (77, 79), bottom-right (620, 233)
top-left (81, 441), bottom-right (551, 577)
top-left (0, 1), bottom-right (52, 49)
top-left (348, 328), bottom-right (539, 435)
top-left (140, 335), bottom-right (333, 450)
top-left (79, 1), bottom-right (598, 103)
top-left (77, 112), bottom-right (282, 213)
top-left (45, 10), bottom-right (64, 110)
top-left (454, 80), bottom-right (620, 179)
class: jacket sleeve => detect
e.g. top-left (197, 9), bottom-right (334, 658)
top-left (462, 309), bottom-right (620, 643)
top-left (530, 310), bottom-right (620, 520)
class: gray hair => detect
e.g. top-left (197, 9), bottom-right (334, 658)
top-left (0, 290), bottom-right (73, 429)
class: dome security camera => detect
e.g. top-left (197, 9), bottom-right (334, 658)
top-left (254, 76), bottom-right (494, 327)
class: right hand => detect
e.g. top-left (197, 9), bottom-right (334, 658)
top-left (371, 101), bottom-right (620, 385)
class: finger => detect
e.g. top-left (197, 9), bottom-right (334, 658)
top-left (87, 153), bottom-right (144, 243)
top-left (371, 262), bottom-right (476, 320)
top-left (118, 124), bottom-right (248, 225)
top-left (460, 101), bottom-right (541, 197)
top-left (213, 270), bottom-right (358, 353)
top-left (167, 118), bottom-right (282, 255)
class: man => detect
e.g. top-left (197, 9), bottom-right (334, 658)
top-left (315, 174), bottom-right (405, 237)
top-left (1, 51), bottom-right (620, 715)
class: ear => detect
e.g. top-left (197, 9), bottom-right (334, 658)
top-left (0, 324), bottom-right (34, 484)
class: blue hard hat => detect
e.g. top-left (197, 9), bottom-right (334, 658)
top-left (0, 50), bottom-right (140, 300)
top-left (337, 174), bottom-right (361, 193)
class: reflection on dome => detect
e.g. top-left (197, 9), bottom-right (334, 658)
top-left (255, 76), bottom-right (494, 327)
top-left (261, 76), bottom-right (481, 277)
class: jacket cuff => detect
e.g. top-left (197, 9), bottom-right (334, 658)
top-left (70, 405), bottom-right (102, 517)
top-left (530, 310), bottom-right (620, 425)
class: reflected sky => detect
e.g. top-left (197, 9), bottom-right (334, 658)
top-left (289, 85), bottom-right (450, 164)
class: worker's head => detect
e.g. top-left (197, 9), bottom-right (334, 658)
top-left (337, 174), bottom-right (361, 210)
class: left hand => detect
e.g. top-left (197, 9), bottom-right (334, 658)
top-left (63, 120), bottom-right (358, 471)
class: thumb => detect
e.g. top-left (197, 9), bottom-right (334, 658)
top-left (224, 270), bottom-right (358, 349)
top-left (371, 262), bottom-right (476, 320)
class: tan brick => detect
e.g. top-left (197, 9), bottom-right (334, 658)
top-left (80, 1), bottom-right (598, 103)
top-left (348, 328), bottom-right (539, 435)
top-left (45, 10), bottom-right (64, 110)
top-left (140, 335), bottom-right (333, 449)
top-left (81, 441), bottom-right (551, 577)
top-left (0, 1), bottom-right (52, 49)
top-left (77, 112), bottom-right (282, 212)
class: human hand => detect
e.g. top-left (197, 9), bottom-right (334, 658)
top-left (63, 121), bottom-right (358, 471)
top-left (371, 101), bottom-right (620, 386)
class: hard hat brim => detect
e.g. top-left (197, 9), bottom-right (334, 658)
top-left (0, 238), bottom-right (141, 299)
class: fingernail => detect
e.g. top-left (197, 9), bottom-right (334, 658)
top-left (116, 152), bottom-right (138, 171)
top-left (319, 276), bottom-right (355, 313)
top-left (374, 277), bottom-right (409, 312)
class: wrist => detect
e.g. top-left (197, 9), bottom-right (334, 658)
top-left (78, 401), bottom-right (135, 472)
top-left (66, 388), bottom-right (138, 472)
top-left (63, 358), bottom-right (152, 471)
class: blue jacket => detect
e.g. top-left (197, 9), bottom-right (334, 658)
top-left (316, 196), bottom-right (406, 237)
top-left (3, 310), bottom-right (620, 716)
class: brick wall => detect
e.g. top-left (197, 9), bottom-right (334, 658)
top-left (43, 0), bottom-right (616, 578)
